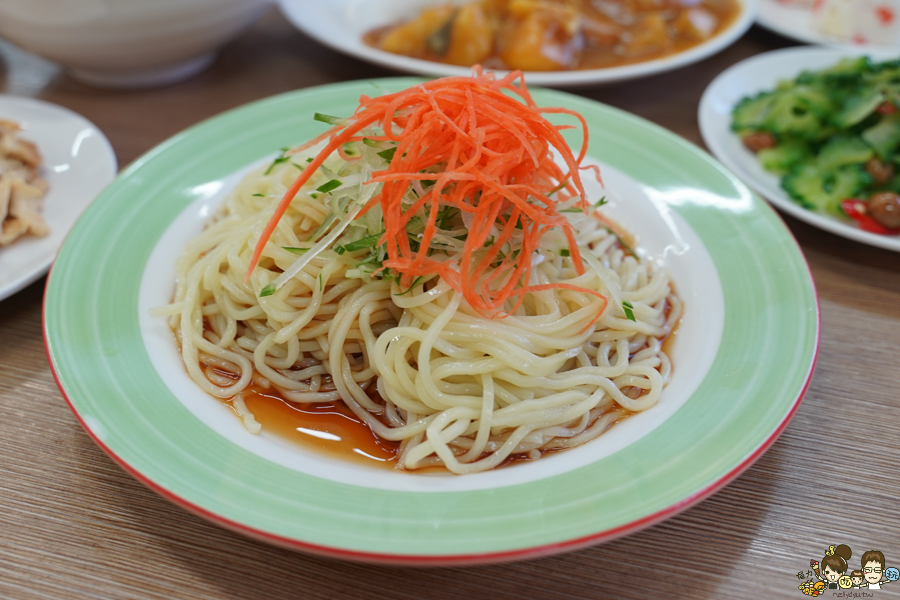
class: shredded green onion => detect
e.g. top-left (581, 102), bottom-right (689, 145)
top-left (264, 148), bottom-right (291, 175)
top-left (314, 113), bottom-right (343, 125)
top-left (377, 147), bottom-right (397, 161)
top-left (335, 232), bottom-right (383, 254)
top-left (317, 179), bottom-right (342, 194)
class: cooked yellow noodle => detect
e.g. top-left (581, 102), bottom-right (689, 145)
top-left (161, 152), bottom-right (680, 475)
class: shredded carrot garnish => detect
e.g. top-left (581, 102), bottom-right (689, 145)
top-left (246, 68), bottom-right (606, 318)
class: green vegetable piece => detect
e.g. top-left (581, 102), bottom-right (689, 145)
top-left (782, 162), bottom-right (871, 215)
top-left (816, 135), bottom-right (874, 171)
top-left (252, 193), bottom-right (265, 197)
top-left (377, 147), bottom-right (397, 161)
top-left (314, 113), bottom-right (343, 125)
top-left (862, 113), bottom-right (900, 160)
top-left (547, 178), bottom-right (569, 196)
top-left (622, 301), bottom-right (636, 322)
top-left (813, 56), bottom-right (870, 81)
top-left (264, 147), bottom-right (291, 175)
top-left (862, 59), bottom-right (900, 86)
top-left (316, 179), bottom-right (342, 194)
top-left (834, 89), bottom-right (885, 128)
top-left (336, 232), bottom-right (383, 254)
top-left (757, 140), bottom-right (811, 174)
top-left (394, 276), bottom-right (425, 296)
top-left (356, 254), bottom-right (380, 267)
top-left (731, 92), bottom-right (776, 133)
top-left (260, 283), bottom-right (277, 297)
top-left (560, 249), bottom-right (570, 257)
top-left (763, 86), bottom-right (834, 141)
top-left (282, 247), bottom-right (309, 255)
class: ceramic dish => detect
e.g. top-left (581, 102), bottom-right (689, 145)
top-left (699, 46), bottom-right (900, 252)
top-left (757, 0), bottom-right (899, 47)
top-left (278, 0), bottom-right (757, 87)
top-left (0, 95), bottom-right (116, 301)
top-left (44, 78), bottom-right (818, 564)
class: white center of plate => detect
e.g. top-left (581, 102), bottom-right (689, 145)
top-left (138, 157), bottom-right (724, 492)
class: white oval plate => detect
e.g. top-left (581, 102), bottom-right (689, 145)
top-left (757, 0), bottom-right (900, 48)
top-left (0, 95), bottom-right (117, 301)
top-left (278, 0), bottom-right (756, 87)
top-left (698, 46), bottom-right (900, 252)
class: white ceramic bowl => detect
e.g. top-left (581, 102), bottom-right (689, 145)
top-left (0, 0), bottom-right (272, 88)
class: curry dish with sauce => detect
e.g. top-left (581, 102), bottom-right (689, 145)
top-left (365, 0), bottom-right (741, 71)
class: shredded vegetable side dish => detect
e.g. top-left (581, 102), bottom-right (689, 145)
top-left (157, 70), bottom-right (681, 474)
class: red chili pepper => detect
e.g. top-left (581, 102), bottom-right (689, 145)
top-left (877, 101), bottom-right (897, 115)
top-left (841, 199), bottom-right (893, 234)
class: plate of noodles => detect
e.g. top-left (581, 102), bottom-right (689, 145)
top-left (278, 0), bottom-right (757, 87)
top-left (44, 74), bottom-right (817, 564)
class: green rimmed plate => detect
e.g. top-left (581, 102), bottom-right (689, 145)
top-left (44, 78), bottom-right (818, 565)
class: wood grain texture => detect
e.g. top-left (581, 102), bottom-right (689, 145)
top-left (1, 9), bottom-right (899, 600)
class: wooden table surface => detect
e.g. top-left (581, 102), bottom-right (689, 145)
top-left (2, 9), bottom-right (899, 600)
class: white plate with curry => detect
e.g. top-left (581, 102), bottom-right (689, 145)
top-left (279, 0), bottom-right (756, 87)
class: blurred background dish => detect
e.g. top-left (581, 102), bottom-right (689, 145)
top-left (757, 0), bottom-right (900, 47)
top-left (699, 45), bottom-right (900, 252)
top-left (0, 95), bottom-right (116, 300)
top-left (278, 0), bottom-right (757, 87)
top-left (0, 0), bottom-right (273, 88)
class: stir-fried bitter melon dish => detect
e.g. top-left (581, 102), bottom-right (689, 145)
top-left (157, 70), bottom-right (681, 474)
top-left (733, 57), bottom-right (900, 235)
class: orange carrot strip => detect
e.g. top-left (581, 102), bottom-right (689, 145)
top-left (245, 69), bottom-right (605, 318)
